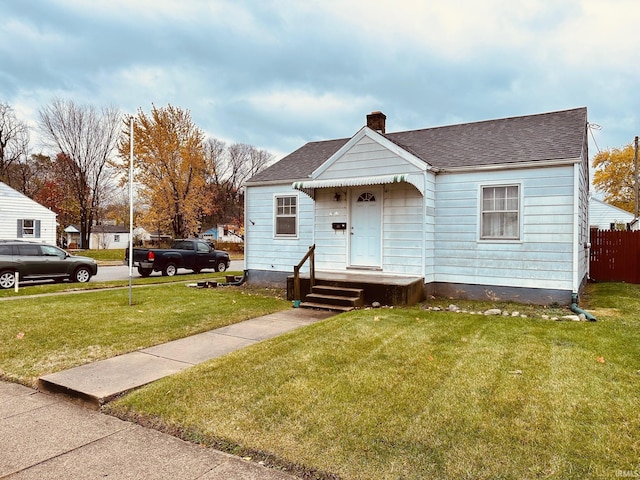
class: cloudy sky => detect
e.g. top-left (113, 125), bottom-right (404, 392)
top-left (1, 0), bottom-right (639, 162)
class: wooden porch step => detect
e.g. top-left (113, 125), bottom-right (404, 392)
top-left (304, 293), bottom-right (362, 308)
top-left (312, 284), bottom-right (364, 299)
top-left (299, 284), bottom-right (364, 311)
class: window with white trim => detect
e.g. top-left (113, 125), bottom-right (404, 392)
top-left (481, 185), bottom-right (520, 240)
top-left (275, 195), bottom-right (297, 236)
top-left (18, 219), bottom-right (38, 238)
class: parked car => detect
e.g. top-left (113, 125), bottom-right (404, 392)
top-left (0, 241), bottom-right (98, 289)
top-left (125, 238), bottom-right (230, 277)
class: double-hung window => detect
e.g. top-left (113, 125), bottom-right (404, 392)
top-left (481, 185), bottom-right (520, 240)
top-left (17, 219), bottom-right (39, 238)
top-left (275, 195), bottom-right (297, 236)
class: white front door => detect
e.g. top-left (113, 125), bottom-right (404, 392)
top-left (350, 187), bottom-right (382, 267)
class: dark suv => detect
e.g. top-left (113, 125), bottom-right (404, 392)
top-left (0, 241), bottom-right (98, 289)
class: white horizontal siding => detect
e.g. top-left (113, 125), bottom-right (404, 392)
top-left (434, 165), bottom-right (576, 290)
top-left (0, 184), bottom-right (57, 245)
top-left (245, 184), bottom-right (314, 273)
top-left (382, 182), bottom-right (424, 275)
top-left (318, 136), bottom-right (424, 180)
top-left (589, 197), bottom-right (634, 229)
top-left (576, 157), bottom-right (590, 290)
top-left (89, 233), bottom-right (131, 249)
top-left (314, 189), bottom-right (349, 269)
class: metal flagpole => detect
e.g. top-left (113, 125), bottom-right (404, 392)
top-left (128, 116), bottom-right (134, 306)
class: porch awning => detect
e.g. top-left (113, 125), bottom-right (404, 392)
top-left (292, 173), bottom-right (424, 199)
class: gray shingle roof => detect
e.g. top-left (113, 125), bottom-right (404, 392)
top-left (247, 107), bottom-right (587, 183)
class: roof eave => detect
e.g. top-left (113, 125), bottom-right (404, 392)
top-left (438, 157), bottom-right (583, 174)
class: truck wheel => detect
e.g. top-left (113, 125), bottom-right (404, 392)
top-left (0, 271), bottom-right (16, 289)
top-left (162, 263), bottom-right (177, 276)
top-left (137, 266), bottom-right (153, 277)
top-left (73, 266), bottom-right (92, 283)
top-left (214, 260), bottom-right (227, 272)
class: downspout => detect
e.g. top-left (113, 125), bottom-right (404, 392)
top-left (571, 163), bottom-right (580, 298)
top-left (221, 269), bottom-right (249, 286)
top-left (570, 293), bottom-right (596, 321)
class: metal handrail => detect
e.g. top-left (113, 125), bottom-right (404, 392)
top-left (293, 244), bottom-right (315, 302)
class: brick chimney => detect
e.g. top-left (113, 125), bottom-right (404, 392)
top-left (366, 111), bottom-right (386, 134)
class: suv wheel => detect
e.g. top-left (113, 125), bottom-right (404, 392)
top-left (0, 271), bottom-right (16, 289)
top-left (73, 266), bottom-right (92, 283)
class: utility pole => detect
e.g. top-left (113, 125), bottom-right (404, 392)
top-left (128, 116), bottom-right (134, 306)
top-left (635, 136), bottom-right (639, 219)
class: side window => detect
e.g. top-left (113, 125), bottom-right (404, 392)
top-left (41, 245), bottom-right (64, 257)
top-left (197, 242), bottom-right (209, 253)
top-left (0, 245), bottom-right (13, 255)
top-left (17, 219), bottom-right (40, 238)
top-left (275, 195), bottom-right (297, 237)
top-left (481, 185), bottom-right (520, 240)
top-left (18, 244), bottom-right (41, 256)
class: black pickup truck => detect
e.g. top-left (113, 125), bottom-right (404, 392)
top-left (126, 239), bottom-right (230, 277)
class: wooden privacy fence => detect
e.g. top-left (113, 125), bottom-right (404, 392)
top-left (590, 229), bottom-right (640, 283)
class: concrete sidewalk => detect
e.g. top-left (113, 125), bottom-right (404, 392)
top-left (0, 381), bottom-right (296, 479)
top-left (39, 308), bottom-right (334, 408)
top-left (1, 308), bottom-right (334, 479)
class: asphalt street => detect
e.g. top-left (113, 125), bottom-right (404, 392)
top-left (92, 260), bottom-right (244, 282)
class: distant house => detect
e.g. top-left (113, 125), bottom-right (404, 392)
top-left (201, 225), bottom-right (243, 244)
top-left (0, 181), bottom-right (57, 245)
top-left (89, 224), bottom-right (131, 249)
top-left (589, 196), bottom-right (636, 230)
top-left (244, 108), bottom-right (590, 305)
top-left (65, 224), bottom-right (149, 249)
top-left (63, 225), bottom-right (81, 248)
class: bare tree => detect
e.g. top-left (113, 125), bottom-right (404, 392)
top-left (38, 99), bottom-right (121, 248)
top-left (203, 137), bottom-right (227, 186)
top-left (0, 101), bottom-right (30, 186)
top-left (201, 141), bottom-right (273, 228)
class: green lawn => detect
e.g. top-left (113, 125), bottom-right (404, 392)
top-left (105, 283), bottom-right (640, 480)
top-left (72, 248), bottom-right (125, 262)
top-left (0, 282), bottom-right (289, 386)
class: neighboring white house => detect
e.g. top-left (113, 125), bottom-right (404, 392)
top-left (0, 181), bottom-right (57, 245)
top-left (89, 224), bottom-right (131, 249)
top-left (66, 225), bottom-right (150, 249)
top-left (244, 108), bottom-right (590, 305)
top-left (589, 196), bottom-right (636, 230)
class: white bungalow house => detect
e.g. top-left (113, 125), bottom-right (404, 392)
top-left (588, 196), bottom-right (637, 230)
top-left (0, 181), bottom-right (57, 245)
top-left (244, 108), bottom-right (590, 306)
top-left (66, 224), bottom-right (150, 249)
top-left (89, 224), bottom-right (131, 249)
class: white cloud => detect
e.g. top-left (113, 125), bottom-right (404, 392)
top-left (1, 0), bottom-right (639, 159)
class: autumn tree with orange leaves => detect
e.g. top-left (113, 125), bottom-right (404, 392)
top-left (592, 143), bottom-right (638, 214)
top-left (119, 105), bottom-right (209, 239)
